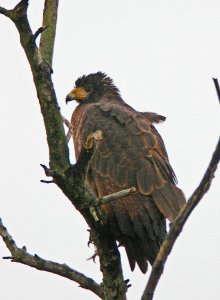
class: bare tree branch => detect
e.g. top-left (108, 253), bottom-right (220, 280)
top-left (0, 218), bottom-right (103, 299)
top-left (142, 137), bottom-right (220, 300)
top-left (0, 2), bottom-right (127, 299)
top-left (39, 0), bottom-right (59, 68)
top-left (0, 0), bottom-right (70, 172)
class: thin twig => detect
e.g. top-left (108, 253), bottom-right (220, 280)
top-left (141, 137), bottom-right (220, 300)
top-left (62, 116), bottom-right (71, 128)
top-left (62, 116), bottom-right (73, 143)
top-left (95, 187), bottom-right (136, 207)
top-left (40, 179), bottom-right (54, 184)
top-left (212, 78), bottom-right (220, 103)
top-left (0, 218), bottom-right (103, 299)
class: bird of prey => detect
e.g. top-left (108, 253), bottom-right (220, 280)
top-left (66, 72), bottom-right (186, 273)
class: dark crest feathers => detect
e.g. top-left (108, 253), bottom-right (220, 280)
top-left (75, 71), bottom-right (120, 93)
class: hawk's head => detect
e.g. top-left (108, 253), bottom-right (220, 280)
top-left (66, 72), bottom-right (120, 104)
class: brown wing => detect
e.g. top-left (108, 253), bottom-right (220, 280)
top-left (72, 102), bottom-right (185, 272)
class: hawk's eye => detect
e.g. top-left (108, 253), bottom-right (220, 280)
top-left (84, 87), bottom-right (92, 93)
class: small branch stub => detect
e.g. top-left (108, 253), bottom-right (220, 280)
top-left (40, 179), bottom-right (54, 184)
top-left (75, 130), bottom-right (103, 182)
top-left (32, 26), bottom-right (48, 42)
top-left (84, 130), bottom-right (103, 149)
top-left (95, 187), bottom-right (136, 207)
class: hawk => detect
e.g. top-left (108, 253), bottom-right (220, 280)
top-left (66, 72), bottom-right (185, 273)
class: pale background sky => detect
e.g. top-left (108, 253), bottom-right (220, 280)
top-left (0, 1), bottom-right (219, 299)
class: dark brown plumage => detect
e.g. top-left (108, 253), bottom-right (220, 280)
top-left (66, 72), bottom-right (186, 273)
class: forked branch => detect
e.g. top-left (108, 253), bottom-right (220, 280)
top-left (0, 1), bottom-right (127, 299)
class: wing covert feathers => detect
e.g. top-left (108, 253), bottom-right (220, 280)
top-left (72, 102), bottom-right (186, 273)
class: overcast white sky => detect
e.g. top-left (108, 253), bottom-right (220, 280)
top-left (0, 1), bottom-right (219, 299)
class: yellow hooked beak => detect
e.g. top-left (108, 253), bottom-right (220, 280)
top-left (66, 87), bottom-right (89, 103)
